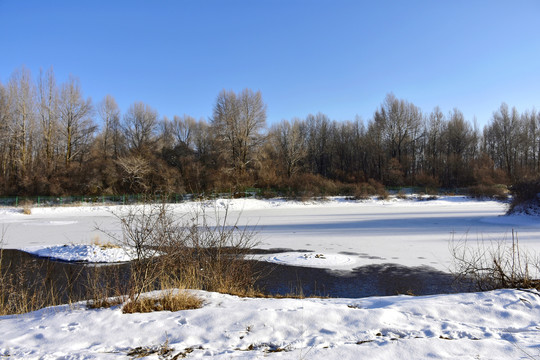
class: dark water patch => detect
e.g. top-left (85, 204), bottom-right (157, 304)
top-left (2, 249), bottom-right (470, 311)
top-left (255, 262), bottom-right (467, 298)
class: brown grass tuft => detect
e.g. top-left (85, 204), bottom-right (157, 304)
top-left (21, 200), bottom-right (32, 215)
top-left (122, 290), bottom-right (203, 314)
top-left (90, 236), bottom-right (120, 249)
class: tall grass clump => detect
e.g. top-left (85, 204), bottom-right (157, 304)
top-left (0, 231), bottom-right (65, 315)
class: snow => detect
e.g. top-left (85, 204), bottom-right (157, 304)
top-left (23, 244), bottom-right (133, 263)
top-left (261, 252), bottom-right (358, 268)
top-left (1, 289), bottom-right (539, 359)
top-left (1, 196), bottom-right (540, 359)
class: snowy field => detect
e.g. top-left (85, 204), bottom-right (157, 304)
top-left (1, 196), bottom-right (540, 359)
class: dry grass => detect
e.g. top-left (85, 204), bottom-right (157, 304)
top-left (396, 190), bottom-right (408, 200)
top-left (127, 339), bottom-right (175, 358)
top-left (90, 236), bottom-right (120, 249)
top-left (21, 200), bottom-right (32, 215)
top-left (84, 265), bottom-right (128, 309)
top-left (1, 229), bottom-right (62, 315)
top-left (86, 297), bottom-right (125, 310)
top-left (122, 289), bottom-right (202, 314)
top-left (0, 259), bottom-right (63, 315)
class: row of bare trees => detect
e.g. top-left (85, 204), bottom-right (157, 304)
top-left (1, 66), bottom-right (539, 196)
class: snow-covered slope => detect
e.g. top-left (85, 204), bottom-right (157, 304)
top-left (1, 289), bottom-right (538, 359)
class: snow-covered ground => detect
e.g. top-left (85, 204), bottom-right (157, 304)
top-left (22, 244), bottom-right (133, 263)
top-left (2, 196), bottom-right (540, 359)
top-left (1, 288), bottom-right (539, 359)
top-left (2, 196), bottom-right (540, 272)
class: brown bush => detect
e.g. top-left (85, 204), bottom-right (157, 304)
top-left (508, 177), bottom-right (540, 214)
top-left (415, 172), bottom-right (440, 192)
top-left (472, 153), bottom-right (509, 187)
top-left (350, 179), bottom-right (387, 200)
top-left (285, 173), bottom-right (339, 200)
top-left (467, 184), bottom-right (508, 200)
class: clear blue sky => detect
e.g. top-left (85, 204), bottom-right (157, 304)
top-left (1, 0), bottom-right (539, 128)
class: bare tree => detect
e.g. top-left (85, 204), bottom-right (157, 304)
top-left (6, 66), bottom-right (37, 180)
top-left (443, 108), bottom-right (476, 186)
top-left (211, 89), bottom-right (267, 180)
top-left (331, 118), bottom-right (367, 182)
top-left (305, 113), bottom-right (332, 177)
top-left (0, 81), bottom-right (11, 184)
top-left (97, 94), bottom-right (122, 159)
top-left (122, 101), bottom-right (158, 154)
top-left (372, 93), bottom-right (423, 182)
top-left (37, 67), bottom-right (59, 174)
top-left (423, 107), bottom-right (445, 179)
top-left (172, 114), bottom-right (197, 148)
top-left (116, 155), bottom-right (151, 193)
top-left (486, 103), bottom-right (521, 178)
top-left (270, 118), bottom-right (307, 178)
top-left (59, 75), bottom-right (95, 166)
top-left (522, 109), bottom-right (540, 172)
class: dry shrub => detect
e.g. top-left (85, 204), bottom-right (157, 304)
top-left (396, 189), bottom-right (408, 200)
top-left (472, 153), bottom-right (509, 187)
top-left (97, 201), bottom-right (260, 311)
top-left (335, 182), bottom-right (357, 197)
top-left (415, 172), bottom-right (440, 193)
top-left (352, 184), bottom-right (373, 200)
top-left (352, 179), bottom-right (387, 200)
top-left (467, 184), bottom-right (508, 200)
top-left (286, 173), bottom-right (338, 200)
top-left (450, 231), bottom-right (540, 291)
top-left (377, 188), bottom-right (390, 200)
top-left (258, 188), bottom-right (279, 199)
top-left (508, 177), bottom-right (540, 215)
top-left (157, 204), bottom-right (260, 295)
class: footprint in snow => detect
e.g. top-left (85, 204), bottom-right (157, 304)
top-left (61, 322), bottom-right (80, 332)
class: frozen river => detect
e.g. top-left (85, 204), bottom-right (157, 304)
top-left (1, 196), bottom-right (539, 272)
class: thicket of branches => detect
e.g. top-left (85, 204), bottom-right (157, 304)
top-left (1, 66), bottom-right (539, 197)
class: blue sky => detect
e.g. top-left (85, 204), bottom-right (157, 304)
top-left (1, 0), bottom-right (539, 127)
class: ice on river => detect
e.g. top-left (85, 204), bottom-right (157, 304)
top-left (2, 196), bottom-right (539, 271)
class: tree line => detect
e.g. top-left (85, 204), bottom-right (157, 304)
top-left (1, 66), bottom-right (539, 197)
